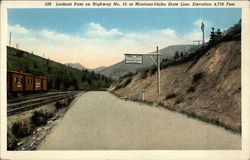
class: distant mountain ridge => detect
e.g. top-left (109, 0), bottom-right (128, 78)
top-left (99, 44), bottom-right (197, 79)
top-left (65, 63), bottom-right (108, 73)
top-left (92, 66), bottom-right (107, 72)
top-left (65, 63), bottom-right (87, 71)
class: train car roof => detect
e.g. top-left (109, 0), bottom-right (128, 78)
top-left (7, 70), bottom-right (47, 80)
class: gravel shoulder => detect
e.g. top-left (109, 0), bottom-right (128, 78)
top-left (39, 91), bottom-right (241, 150)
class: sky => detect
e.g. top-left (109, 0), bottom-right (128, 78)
top-left (8, 8), bottom-right (241, 69)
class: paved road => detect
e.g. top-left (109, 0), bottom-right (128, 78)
top-left (39, 91), bottom-right (241, 150)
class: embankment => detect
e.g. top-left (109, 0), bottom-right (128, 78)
top-left (109, 40), bottom-right (241, 133)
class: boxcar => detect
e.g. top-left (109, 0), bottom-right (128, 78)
top-left (34, 77), bottom-right (42, 91)
top-left (42, 78), bottom-right (48, 91)
top-left (7, 70), bottom-right (48, 94)
top-left (9, 71), bottom-right (24, 92)
top-left (24, 75), bottom-right (34, 91)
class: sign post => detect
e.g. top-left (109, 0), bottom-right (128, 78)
top-left (124, 46), bottom-right (161, 95)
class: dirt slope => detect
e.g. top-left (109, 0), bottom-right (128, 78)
top-left (109, 40), bottom-right (241, 132)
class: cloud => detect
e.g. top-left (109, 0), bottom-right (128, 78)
top-left (85, 22), bottom-right (123, 38)
top-left (7, 23), bottom-right (197, 68)
top-left (181, 19), bottom-right (212, 43)
top-left (194, 18), bottom-right (204, 28)
top-left (9, 24), bottom-right (29, 34)
top-left (161, 28), bottom-right (177, 38)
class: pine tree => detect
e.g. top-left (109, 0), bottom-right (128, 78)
top-left (210, 27), bottom-right (215, 42)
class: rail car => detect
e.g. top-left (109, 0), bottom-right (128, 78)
top-left (7, 70), bottom-right (48, 97)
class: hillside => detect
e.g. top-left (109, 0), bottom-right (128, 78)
top-left (100, 45), bottom-right (196, 79)
top-left (7, 47), bottom-right (112, 91)
top-left (109, 21), bottom-right (241, 132)
top-left (65, 63), bottom-right (87, 71)
top-left (92, 66), bottom-right (107, 73)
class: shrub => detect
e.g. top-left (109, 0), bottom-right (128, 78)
top-left (192, 72), bottom-right (204, 83)
top-left (12, 120), bottom-right (31, 138)
top-left (140, 71), bottom-right (148, 79)
top-left (165, 93), bottom-right (177, 100)
top-left (7, 133), bottom-right (18, 150)
top-left (149, 67), bottom-right (157, 75)
top-left (175, 98), bottom-right (184, 104)
top-left (55, 99), bottom-right (68, 109)
top-left (121, 72), bottom-right (135, 78)
top-left (31, 110), bottom-right (51, 126)
top-left (186, 86), bottom-right (195, 93)
top-left (115, 77), bottom-right (133, 90)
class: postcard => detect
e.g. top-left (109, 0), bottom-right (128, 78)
top-left (1, 0), bottom-right (250, 159)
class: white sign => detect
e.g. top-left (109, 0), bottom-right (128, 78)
top-left (125, 54), bottom-right (143, 64)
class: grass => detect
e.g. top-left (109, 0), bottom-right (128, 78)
top-left (180, 109), bottom-right (241, 134)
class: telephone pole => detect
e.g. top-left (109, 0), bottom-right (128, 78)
top-left (201, 22), bottom-right (205, 48)
top-left (9, 32), bottom-right (12, 47)
top-left (157, 46), bottom-right (161, 95)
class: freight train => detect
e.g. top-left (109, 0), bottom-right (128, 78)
top-left (7, 70), bottom-right (48, 97)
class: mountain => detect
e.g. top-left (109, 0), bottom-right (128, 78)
top-left (91, 66), bottom-right (108, 73)
top-left (65, 63), bottom-right (87, 71)
top-left (99, 44), bottom-right (197, 79)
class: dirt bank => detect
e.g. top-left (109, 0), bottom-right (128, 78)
top-left (109, 40), bottom-right (241, 133)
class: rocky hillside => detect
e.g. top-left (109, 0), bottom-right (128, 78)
top-left (109, 39), bottom-right (241, 132)
top-left (100, 45), bottom-right (196, 79)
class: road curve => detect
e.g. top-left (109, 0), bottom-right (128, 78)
top-left (39, 91), bottom-right (241, 150)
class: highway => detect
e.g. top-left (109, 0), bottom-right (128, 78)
top-left (39, 91), bottom-right (241, 150)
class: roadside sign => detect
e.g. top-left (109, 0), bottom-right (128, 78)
top-left (125, 54), bottom-right (143, 64)
top-left (124, 46), bottom-right (161, 95)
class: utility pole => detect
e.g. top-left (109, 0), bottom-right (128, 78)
top-left (146, 47), bottom-right (161, 95)
top-left (157, 46), bottom-right (161, 95)
top-left (201, 22), bottom-right (205, 48)
top-left (9, 32), bottom-right (12, 47)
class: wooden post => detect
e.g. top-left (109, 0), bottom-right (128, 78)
top-left (142, 89), bottom-right (145, 101)
top-left (157, 46), bottom-right (160, 95)
top-left (9, 32), bottom-right (11, 47)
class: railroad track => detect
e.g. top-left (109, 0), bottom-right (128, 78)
top-left (7, 91), bottom-right (71, 103)
top-left (7, 91), bottom-right (80, 116)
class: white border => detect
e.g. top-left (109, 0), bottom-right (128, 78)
top-left (1, 1), bottom-right (250, 160)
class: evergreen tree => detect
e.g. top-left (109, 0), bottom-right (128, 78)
top-left (180, 51), bottom-right (184, 58)
top-left (210, 27), bottom-right (215, 42)
top-left (174, 51), bottom-right (179, 59)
